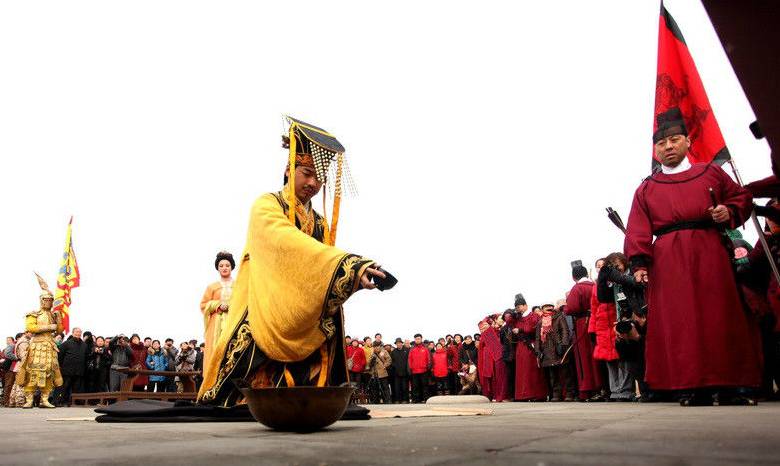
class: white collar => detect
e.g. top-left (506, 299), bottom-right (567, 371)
top-left (521, 309), bottom-right (532, 318)
top-left (661, 157), bottom-right (692, 174)
top-left (577, 277), bottom-right (592, 284)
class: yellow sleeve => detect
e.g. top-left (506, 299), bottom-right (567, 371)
top-left (231, 193), bottom-right (374, 362)
top-left (200, 285), bottom-right (220, 315)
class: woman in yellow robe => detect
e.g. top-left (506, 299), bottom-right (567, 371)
top-left (199, 251), bottom-right (235, 377)
top-left (197, 139), bottom-right (386, 407)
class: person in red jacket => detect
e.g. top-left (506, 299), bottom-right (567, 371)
top-left (408, 334), bottom-right (430, 403)
top-left (595, 253), bottom-right (643, 402)
top-left (432, 343), bottom-right (449, 395)
top-left (446, 334), bottom-right (462, 395)
top-left (589, 258), bottom-right (620, 363)
top-left (346, 339), bottom-right (367, 393)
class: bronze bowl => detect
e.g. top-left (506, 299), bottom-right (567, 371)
top-left (237, 386), bottom-right (355, 432)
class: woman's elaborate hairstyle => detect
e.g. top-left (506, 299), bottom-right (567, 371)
top-left (215, 251), bottom-right (235, 270)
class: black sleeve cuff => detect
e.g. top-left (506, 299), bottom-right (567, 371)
top-left (629, 255), bottom-right (650, 272)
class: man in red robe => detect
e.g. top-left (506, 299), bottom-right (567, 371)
top-left (565, 266), bottom-right (605, 401)
top-left (512, 294), bottom-right (547, 401)
top-left (477, 316), bottom-right (510, 402)
top-left (737, 203), bottom-right (780, 400)
top-left (624, 107), bottom-right (762, 406)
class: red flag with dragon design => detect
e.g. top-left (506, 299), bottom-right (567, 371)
top-left (653, 2), bottom-right (729, 171)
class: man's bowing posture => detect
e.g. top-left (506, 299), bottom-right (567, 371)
top-left (624, 108), bottom-right (762, 406)
top-left (198, 117), bottom-right (387, 407)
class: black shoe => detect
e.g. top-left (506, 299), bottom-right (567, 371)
top-left (718, 396), bottom-right (757, 406)
top-left (679, 394), bottom-right (713, 407)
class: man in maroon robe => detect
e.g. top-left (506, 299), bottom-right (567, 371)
top-left (564, 266), bottom-right (605, 401)
top-left (512, 294), bottom-right (547, 401)
top-left (477, 316), bottom-right (510, 402)
top-left (624, 107), bottom-right (762, 406)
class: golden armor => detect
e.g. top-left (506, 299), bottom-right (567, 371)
top-left (16, 274), bottom-right (63, 408)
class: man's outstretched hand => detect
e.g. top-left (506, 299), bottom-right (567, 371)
top-left (360, 265), bottom-right (387, 290)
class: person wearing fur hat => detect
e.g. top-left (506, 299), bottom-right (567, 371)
top-left (199, 251), bottom-right (235, 377)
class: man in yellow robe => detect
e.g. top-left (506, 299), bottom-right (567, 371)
top-left (198, 118), bottom-right (388, 407)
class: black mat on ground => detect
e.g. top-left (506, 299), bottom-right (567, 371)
top-left (94, 399), bottom-right (370, 423)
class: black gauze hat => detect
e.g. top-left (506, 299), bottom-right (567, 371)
top-left (653, 107), bottom-right (688, 143)
top-left (514, 293), bottom-right (526, 306)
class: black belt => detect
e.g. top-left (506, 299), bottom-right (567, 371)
top-left (653, 220), bottom-right (715, 237)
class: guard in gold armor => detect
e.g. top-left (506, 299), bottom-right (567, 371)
top-left (16, 274), bottom-right (63, 408)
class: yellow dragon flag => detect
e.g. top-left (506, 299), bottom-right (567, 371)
top-left (53, 216), bottom-right (80, 333)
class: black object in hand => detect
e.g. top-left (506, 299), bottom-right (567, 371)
top-left (370, 268), bottom-right (398, 291)
top-left (616, 320), bottom-right (635, 335)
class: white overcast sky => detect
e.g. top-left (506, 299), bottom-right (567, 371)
top-left (0, 1), bottom-right (771, 343)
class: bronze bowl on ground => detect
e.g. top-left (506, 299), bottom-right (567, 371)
top-left (237, 386), bottom-right (355, 432)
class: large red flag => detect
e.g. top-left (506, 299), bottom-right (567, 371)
top-left (653, 2), bottom-right (729, 170)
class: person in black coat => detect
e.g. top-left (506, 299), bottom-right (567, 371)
top-left (85, 336), bottom-right (112, 393)
top-left (459, 336), bottom-right (478, 366)
top-left (389, 338), bottom-right (410, 403)
top-left (192, 341), bottom-right (204, 391)
top-left (57, 328), bottom-right (89, 405)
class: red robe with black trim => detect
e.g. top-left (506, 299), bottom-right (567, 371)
top-left (565, 280), bottom-right (604, 397)
top-left (477, 327), bottom-right (509, 402)
top-left (513, 312), bottom-right (548, 401)
top-left (624, 162), bottom-right (762, 390)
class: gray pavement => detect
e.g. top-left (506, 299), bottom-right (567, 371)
top-left (0, 402), bottom-right (779, 466)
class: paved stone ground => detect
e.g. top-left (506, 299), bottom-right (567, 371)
top-left (0, 402), bottom-right (779, 465)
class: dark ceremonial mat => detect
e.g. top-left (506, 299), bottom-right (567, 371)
top-left (94, 399), bottom-right (371, 423)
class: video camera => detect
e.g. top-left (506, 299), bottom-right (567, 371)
top-left (615, 282), bottom-right (647, 335)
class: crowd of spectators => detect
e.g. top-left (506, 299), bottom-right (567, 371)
top-left (0, 331), bottom-right (204, 407)
top-left (3, 232), bottom-right (779, 407)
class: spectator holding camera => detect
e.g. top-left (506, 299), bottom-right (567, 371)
top-left (109, 335), bottom-right (134, 391)
top-left (85, 336), bottom-right (111, 393)
top-left (367, 341), bottom-right (392, 403)
top-left (595, 252), bottom-right (642, 401)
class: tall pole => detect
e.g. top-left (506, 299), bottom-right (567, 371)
top-left (727, 159), bottom-right (780, 285)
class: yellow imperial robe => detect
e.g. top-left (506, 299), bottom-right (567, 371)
top-left (200, 279), bottom-right (233, 377)
top-left (197, 190), bottom-right (373, 406)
